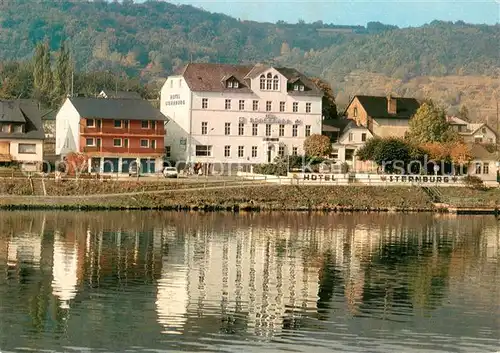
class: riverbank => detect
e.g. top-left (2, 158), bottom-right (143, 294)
top-left (1, 179), bottom-right (499, 212)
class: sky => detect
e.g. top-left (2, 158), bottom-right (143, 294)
top-left (160, 0), bottom-right (500, 27)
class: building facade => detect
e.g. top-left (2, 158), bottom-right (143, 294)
top-left (0, 99), bottom-right (45, 170)
top-left (447, 116), bottom-right (497, 144)
top-left (160, 63), bottom-right (323, 172)
top-left (55, 97), bottom-right (166, 174)
top-left (345, 95), bottom-right (421, 138)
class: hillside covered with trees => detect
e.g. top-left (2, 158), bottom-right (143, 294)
top-left (0, 0), bottom-right (498, 119)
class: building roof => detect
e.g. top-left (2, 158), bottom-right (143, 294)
top-left (323, 118), bottom-right (366, 134)
top-left (68, 97), bottom-right (166, 121)
top-left (469, 143), bottom-right (498, 161)
top-left (98, 90), bottom-right (142, 100)
top-left (0, 100), bottom-right (45, 140)
top-left (447, 116), bottom-right (469, 125)
top-left (353, 95), bottom-right (421, 119)
top-left (177, 63), bottom-right (323, 96)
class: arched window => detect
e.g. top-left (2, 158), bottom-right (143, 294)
top-left (266, 73), bottom-right (272, 90)
top-left (273, 75), bottom-right (279, 90)
top-left (260, 75), bottom-right (266, 90)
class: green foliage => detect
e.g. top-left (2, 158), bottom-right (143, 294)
top-left (463, 175), bottom-right (486, 190)
top-left (52, 41), bottom-right (72, 105)
top-left (310, 77), bottom-right (337, 119)
top-left (407, 101), bottom-right (458, 144)
top-left (303, 134), bottom-right (332, 157)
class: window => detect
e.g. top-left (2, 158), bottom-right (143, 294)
top-left (278, 146), bottom-right (285, 157)
top-left (225, 99), bottom-right (231, 110)
top-left (165, 146), bottom-right (171, 158)
top-left (253, 100), bottom-right (259, 111)
top-left (280, 101), bottom-right (285, 112)
top-left (224, 145), bottom-right (231, 157)
top-left (475, 162), bottom-right (482, 174)
top-left (305, 125), bottom-right (311, 137)
top-left (151, 121), bottom-right (156, 130)
top-left (349, 133), bottom-right (353, 142)
top-left (124, 120), bottom-right (129, 129)
top-left (238, 123), bottom-right (244, 136)
top-left (353, 107), bottom-right (358, 117)
top-left (483, 163), bottom-right (490, 174)
top-left (201, 122), bottom-right (208, 135)
top-left (141, 120), bottom-right (149, 129)
top-left (252, 146), bottom-right (257, 158)
top-left (227, 81), bottom-right (233, 88)
top-left (85, 138), bottom-right (95, 146)
top-left (292, 124), bottom-right (298, 137)
top-left (238, 146), bottom-right (244, 158)
top-left (294, 84), bottom-right (299, 91)
top-left (306, 103), bottom-right (311, 113)
top-left (293, 102), bottom-right (298, 112)
top-left (140, 139), bottom-right (149, 148)
top-left (86, 119), bottom-right (95, 127)
top-left (234, 81), bottom-right (239, 88)
top-left (345, 149), bottom-right (355, 161)
top-left (475, 137), bottom-right (483, 143)
top-left (113, 138), bottom-right (122, 147)
top-left (299, 85), bottom-right (304, 91)
top-left (331, 149), bottom-right (339, 159)
top-left (266, 73), bottom-right (272, 90)
top-left (482, 127), bottom-right (487, 134)
top-left (13, 124), bottom-right (23, 133)
top-left (170, 80), bottom-right (173, 88)
top-left (266, 124), bottom-right (271, 136)
top-left (239, 100), bottom-right (245, 111)
top-left (260, 75), bottom-right (266, 90)
top-left (225, 122), bottom-right (231, 135)
top-left (1, 124), bottom-right (9, 133)
top-left (273, 75), bottom-right (279, 90)
top-left (195, 145), bottom-right (212, 157)
top-left (114, 120), bottom-right (122, 128)
top-left (266, 101), bottom-right (272, 112)
top-left (361, 133), bottom-right (367, 142)
top-left (18, 143), bottom-right (36, 154)
top-left (124, 139), bottom-right (129, 148)
top-left (252, 123), bottom-right (258, 136)
top-left (151, 140), bottom-right (157, 149)
top-left (202, 98), bottom-right (208, 109)
top-left (279, 124), bottom-right (284, 137)
top-left (292, 147), bottom-right (298, 156)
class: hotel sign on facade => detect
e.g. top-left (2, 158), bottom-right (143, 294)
top-left (295, 173), bottom-right (464, 185)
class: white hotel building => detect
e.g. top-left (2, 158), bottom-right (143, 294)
top-left (160, 63), bottom-right (323, 172)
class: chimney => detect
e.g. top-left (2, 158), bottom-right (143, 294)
top-left (387, 94), bottom-right (397, 115)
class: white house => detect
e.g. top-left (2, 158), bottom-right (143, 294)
top-left (0, 99), bottom-right (45, 170)
top-left (447, 116), bottom-right (497, 145)
top-left (160, 63), bottom-right (323, 173)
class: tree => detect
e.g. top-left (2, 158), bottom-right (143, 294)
top-left (356, 137), bottom-right (381, 161)
top-left (53, 41), bottom-right (72, 105)
top-left (407, 100), bottom-right (457, 144)
top-left (457, 105), bottom-right (469, 122)
top-left (303, 134), bottom-right (332, 157)
top-left (356, 137), bottom-right (418, 173)
top-left (311, 77), bottom-right (337, 120)
top-left (33, 41), bottom-right (53, 107)
top-left (33, 43), bottom-right (45, 97)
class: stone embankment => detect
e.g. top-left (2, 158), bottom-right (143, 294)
top-left (0, 178), bottom-right (499, 213)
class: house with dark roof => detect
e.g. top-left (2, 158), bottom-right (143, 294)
top-left (0, 100), bottom-right (45, 169)
top-left (345, 95), bottom-right (421, 138)
top-left (55, 97), bottom-right (167, 174)
top-left (160, 62), bottom-right (323, 172)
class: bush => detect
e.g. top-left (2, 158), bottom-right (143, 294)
top-left (463, 175), bottom-right (486, 190)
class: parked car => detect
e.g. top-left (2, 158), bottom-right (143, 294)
top-left (163, 166), bottom-right (178, 178)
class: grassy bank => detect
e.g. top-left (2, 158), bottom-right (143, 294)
top-left (0, 185), bottom-right (435, 211)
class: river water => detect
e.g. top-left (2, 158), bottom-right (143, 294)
top-left (0, 211), bottom-right (498, 353)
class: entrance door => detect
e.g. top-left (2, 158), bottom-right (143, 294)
top-left (267, 146), bottom-right (272, 163)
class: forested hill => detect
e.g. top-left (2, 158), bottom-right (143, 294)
top-left (0, 0), bottom-right (498, 79)
top-left (0, 0), bottom-right (499, 120)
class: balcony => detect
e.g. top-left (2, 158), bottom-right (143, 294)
top-left (82, 126), bottom-right (165, 136)
top-left (82, 146), bottom-right (164, 155)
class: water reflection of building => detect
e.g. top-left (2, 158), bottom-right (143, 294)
top-left (52, 230), bottom-right (80, 309)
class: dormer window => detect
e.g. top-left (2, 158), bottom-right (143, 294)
top-left (234, 81), bottom-right (239, 88)
top-left (299, 85), bottom-right (304, 91)
top-left (227, 81), bottom-right (233, 88)
top-left (266, 73), bottom-right (272, 90)
top-left (293, 82), bottom-right (305, 91)
top-left (294, 84), bottom-right (299, 91)
top-left (260, 75), bottom-right (266, 90)
top-left (273, 75), bottom-right (279, 90)
top-left (226, 78), bottom-right (240, 89)
top-left (13, 124), bottom-right (23, 133)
